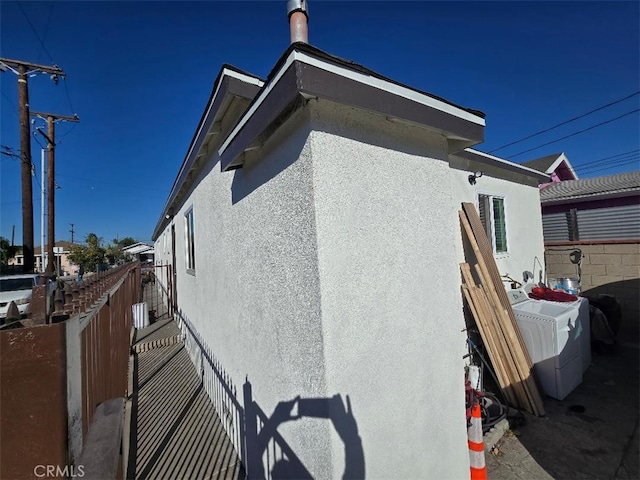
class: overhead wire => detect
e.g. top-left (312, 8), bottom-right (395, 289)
top-left (574, 159), bottom-right (640, 175)
top-left (16, 1), bottom-right (78, 138)
top-left (573, 152), bottom-right (640, 172)
top-left (507, 108), bottom-right (640, 159)
top-left (489, 91), bottom-right (640, 154)
top-left (37, 2), bottom-right (55, 64)
top-left (16, 1), bottom-right (56, 65)
top-left (576, 155), bottom-right (640, 171)
top-left (2, 91), bottom-right (19, 117)
top-left (573, 150), bottom-right (640, 170)
top-left (57, 79), bottom-right (79, 138)
top-left (572, 149), bottom-right (639, 168)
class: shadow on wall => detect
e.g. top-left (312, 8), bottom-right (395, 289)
top-left (175, 309), bottom-right (366, 479)
top-left (230, 106), bottom-right (309, 205)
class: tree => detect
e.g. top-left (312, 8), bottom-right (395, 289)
top-left (67, 233), bottom-right (106, 272)
top-left (105, 236), bottom-right (136, 265)
top-left (115, 237), bottom-right (136, 248)
top-left (0, 236), bottom-right (18, 266)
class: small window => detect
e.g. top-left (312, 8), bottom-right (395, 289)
top-left (184, 208), bottom-right (196, 272)
top-left (478, 194), bottom-right (508, 254)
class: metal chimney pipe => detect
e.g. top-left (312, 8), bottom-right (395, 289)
top-left (287, 0), bottom-right (309, 44)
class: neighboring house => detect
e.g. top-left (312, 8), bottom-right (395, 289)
top-left (536, 171), bottom-right (640, 321)
top-left (121, 242), bottom-right (154, 263)
top-left (522, 152), bottom-right (578, 187)
top-left (539, 172), bottom-right (640, 243)
top-left (152, 42), bottom-right (549, 478)
top-left (9, 241), bottom-right (77, 276)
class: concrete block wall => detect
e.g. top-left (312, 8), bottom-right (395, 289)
top-left (545, 242), bottom-right (640, 322)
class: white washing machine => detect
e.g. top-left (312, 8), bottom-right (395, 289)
top-left (506, 288), bottom-right (590, 400)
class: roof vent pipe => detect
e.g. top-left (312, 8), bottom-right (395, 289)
top-left (287, 0), bottom-right (309, 44)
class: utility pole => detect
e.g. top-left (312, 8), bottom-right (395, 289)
top-left (32, 111), bottom-right (80, 274)
top-left (0, 58), bottom-right (65, 273)
top-left (70, 223), bottom-right (75, 244)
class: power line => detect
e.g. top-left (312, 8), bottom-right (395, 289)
top-left (489, 91), bottom-right (640, 154)
top-left (572, 150), bottom-right (639, 169)
top-left (574, 159), bottom-right (640, 175)
top-left (58, 79), bottom-right (79, 138)
top-left (2, 91), bottom-right (19, 116)
top-left (574, 153), bottom-right (639, 170)
top-left (508, 108), bottom-right (640, 159)
top-left (38, 2), bottom-right (55, 64)
top-left (16, 1), bottom-right (56, 65)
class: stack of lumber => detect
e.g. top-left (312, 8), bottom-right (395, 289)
top-left (459, 203), bottom-right (545, 416)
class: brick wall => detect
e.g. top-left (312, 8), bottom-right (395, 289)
top-left (545, 242), bottom-right (640, 322)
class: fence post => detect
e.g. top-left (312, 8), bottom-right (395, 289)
top-left (66, 316), bottom-right (84, 463)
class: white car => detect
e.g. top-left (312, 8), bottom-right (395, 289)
top-left (0, 274), bottom-right (57, 320)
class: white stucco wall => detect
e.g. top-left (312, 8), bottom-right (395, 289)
top-left (449, 166), bottom-right (547, 287)
top-left (152, 96), bottom-right (546, 479)
top-left (308, 101), bottom-right (470, 479)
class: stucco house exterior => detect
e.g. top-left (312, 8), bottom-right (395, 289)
top-left (152, 42), bottom-right (549, 478)
top-left (9, 241), bottom-right (77, 276)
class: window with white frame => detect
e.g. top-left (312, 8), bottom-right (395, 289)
top-left (184, 208), bottom-right (196, 272)
top-left (478, 194), bottom-right (508, 254)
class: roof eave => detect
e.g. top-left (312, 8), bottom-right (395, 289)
top-left (152, 67), bottom-right (264, 240)
top-left (456, 148), bottom-right (551, 182)
top-left (219, 47), bottom-right (486, 171)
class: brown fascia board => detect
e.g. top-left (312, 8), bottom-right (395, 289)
top-left (220, 44), bottom-right (486, 171)
top-left (454, 149), bottom-right (550, 183)
top-left (152, 66), bottom-right (263, 240)
top-left (220, 63), bottom-right (302, 171)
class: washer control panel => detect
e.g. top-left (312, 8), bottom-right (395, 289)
top-left (506, 288), bottom-right (530, 305)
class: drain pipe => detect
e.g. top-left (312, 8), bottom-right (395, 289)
top-left (287, 0), bottom-right (309, 44)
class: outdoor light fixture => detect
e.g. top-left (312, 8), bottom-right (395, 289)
top-left (468, 171), bottom-right (483, 185)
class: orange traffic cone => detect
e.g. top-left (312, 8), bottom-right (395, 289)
top-left (468, 402), bottom-right (487, 480)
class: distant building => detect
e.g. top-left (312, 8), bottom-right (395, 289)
top-left (121, 242), bottom-right (154, 264)
top-left (9, 241), bottom-right (78, 276)
top-left (538, 171), bottom-right (640, 242)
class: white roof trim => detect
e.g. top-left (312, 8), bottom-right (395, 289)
top-left (549, 153), bottom-right (579, 179)
top-left (175, 68), bottom-right (264, 184)
top-left (464, 148), bottom-right (549, 177)
top-left (219, 49), bottom-right (485, 157)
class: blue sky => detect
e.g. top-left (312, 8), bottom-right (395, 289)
top-left (1, 1), bottom-right (638, 245)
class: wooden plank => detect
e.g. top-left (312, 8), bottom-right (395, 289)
top-left (461, 202), bottom-right (532, 364)
top-left (461, 284), bottom-right (518, 407)
top-left (461, 265), bottom-right (519, 408)
top-left (459, 208), bottom-right (545, 416)
top-left (460, 210), bottom-right (542, 416)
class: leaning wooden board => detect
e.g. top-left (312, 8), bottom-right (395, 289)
top-left (462, 203), bottom-right (533, 362)
top-left (459, 205), bottom-right (545, 416)
top-left (461, 265), bottom-right (518, 407)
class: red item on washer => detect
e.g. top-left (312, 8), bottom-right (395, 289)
top-left (528, 287), bottom-right (578, 302)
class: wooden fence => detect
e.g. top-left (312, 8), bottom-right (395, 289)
top-left (0, 262), bottom-right (140, 479)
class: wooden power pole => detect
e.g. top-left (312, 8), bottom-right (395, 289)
top-left (0, 58), bottom-right (65, 273)
top-left (32, 111), bottom-right (80, 274)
